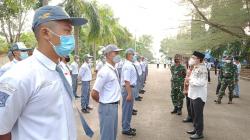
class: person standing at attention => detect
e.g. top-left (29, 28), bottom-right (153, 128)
top-left (70, 55), bottom-right (80, 98)
top-left (91, 44), bottom-right (123, 140)
top-left (186, 51), bottom-right (207, 139)
top-left (0, 5), bottom-right (89, 140)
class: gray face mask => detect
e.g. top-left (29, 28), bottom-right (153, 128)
top-left (112, 55), bottom-right (121, 63)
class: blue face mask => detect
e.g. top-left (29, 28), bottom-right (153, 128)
top-left (48, 30), bottom-right (75, 57)
top-left (20, 51), bottom-right (29, 60)
top-left (132, 55), bottom-right (137, 62)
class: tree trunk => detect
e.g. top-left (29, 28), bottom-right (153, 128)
top-left (74, 26), bottom-right (80, 55)
top-left (93, 42), bottom-right (96, 68)
top-left (42, 0), bottom-right (49, 6)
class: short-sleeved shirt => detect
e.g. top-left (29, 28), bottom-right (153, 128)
top-left (0, 59), bottom-right (19, 77)
top-left (121, 60), bottom-right (137, 86)
top-left (0, 49), bottom-right (77, 140)
top-left (93, 63), bottom-right (121, 103)
top-left (59, 61), bottom-right (72, 86)
top-left (140, 61), bottom-right (146, 72)
top-left (95, 61), bottom-right (104, 72)
top-left (70, 61), bottom-right (79, 75)
top-left (133, 61), bottom-right (142, 76)
top-left (79, 62), bottom-right (92, 81)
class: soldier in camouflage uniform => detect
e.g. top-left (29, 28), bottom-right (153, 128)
top-left (215, 56), bottom-right (238, 104)
top-left (170, 54), bottom-right (186, 115)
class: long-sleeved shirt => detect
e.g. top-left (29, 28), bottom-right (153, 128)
top-left (188, 63), bottom-right (208, 102)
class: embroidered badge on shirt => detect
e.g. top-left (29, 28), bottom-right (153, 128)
top-left (0, 91), bottom-right (10, 107)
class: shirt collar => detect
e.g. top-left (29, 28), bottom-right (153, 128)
top-left (12, 59), bottom-right (19, 64)
top-left (106, 62), bottom-right (116, 70)
top-left (125, 59), bottom-right (132, 64)
top-left (33, 49), bottom-right (57, 71)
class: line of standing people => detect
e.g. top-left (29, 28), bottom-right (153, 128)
top-left (91, 45), bottom-right (149, 140)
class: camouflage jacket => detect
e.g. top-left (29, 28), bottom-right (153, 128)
top-left (170, 64), bottom-right (186, 82)
top-left (219, 63), bottom-right (238, 81)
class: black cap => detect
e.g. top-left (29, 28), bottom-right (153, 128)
top-left (193, 51), bottom-right (205, 59)
top-left (32, 6), bottom-right (88, 31)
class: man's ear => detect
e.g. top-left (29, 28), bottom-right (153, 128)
top-left (40, 27), bottom-right (51, 41)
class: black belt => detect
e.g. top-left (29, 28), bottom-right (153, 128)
top-left (100, 101), bottom-right (119, 105)
top-left (109, 101), bottom-right (119, 104)
top-left (123, 85), bottom-right (135, 88)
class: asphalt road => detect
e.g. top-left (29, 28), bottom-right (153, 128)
top-left (75, 64), bottom-right (250, 140)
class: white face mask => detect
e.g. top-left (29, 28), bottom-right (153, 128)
top-left (188, 58), bottom-right (196, 66)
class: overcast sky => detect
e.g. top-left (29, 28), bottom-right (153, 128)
top-left (49, 0), bottom-right (192, 57)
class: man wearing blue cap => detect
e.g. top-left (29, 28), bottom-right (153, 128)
top-left (0, 6), bottom-right (89, 140)
top-left (0, 42), bottom-right (31, 77)
top-left (120, 48), bottom-right (137, 136)
top-left (91, 44), bottom-right (123, 140)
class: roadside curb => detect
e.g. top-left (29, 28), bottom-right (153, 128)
top-left (240, 76), bottom-right (250, 81)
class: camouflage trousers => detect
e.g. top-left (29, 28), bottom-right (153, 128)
top-left (171, 81), bottom-right (185, 108)
top-left (218, 79), bottom-right (235, 101)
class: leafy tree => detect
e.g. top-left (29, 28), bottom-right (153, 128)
top-left (0, 0), bottom-right (35, 44)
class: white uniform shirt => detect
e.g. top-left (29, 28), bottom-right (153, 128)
top-left (121, 60), bottom-right (137, 86)
top-left (205, 62), bottom-right (212, 70)
top-left (116, 60), bottom-right (124, 69)
top-left (234, 62), bottom-right (241, 74)
top-left (95, 61), bottom-right (104, 72)
top-left (0, 49), bottom-right (76, 140)
top-left (133, 61), bottom-right (142, 76)
top-left (79, 62), bottom-right (92, 81)
top-left (0, 59), bottom-right (19, 77)
top-left (70, 61), bottom-right (78, 75)
top-left (140, 61), bottom-right (146, 72)
top-left (188, 63), bottom-right (208, 102)
top-left (93, 63), bottom-right (121, 103)
top-left (59, 61), bottom-right (72, 86)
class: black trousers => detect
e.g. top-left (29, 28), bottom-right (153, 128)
top-left (190, 98), bottom-right (205, 135)
top-left (207, 69), bottom-right (211, 82)
top-left (185, 95), bottom-right (192, 119)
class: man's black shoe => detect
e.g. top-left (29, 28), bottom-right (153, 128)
top-left (133, 109), bottom-right (138, 113)
top-left (183, 118), bottom-right (192, 123)
top-left (138, 96), bottom-right (143, 99)
top-left (81, 108), bottom-right (90, 113)
top-left (75, 96), bottom-right (80, 98)
top-left (190, 134), bottom-right (204, 139)
top-left (171, 107), bottom-right (178, 114)
top-left (87, 106), bottom-right (93, 110)
top-left (132, 111), bottom-right (137, 115)
top-left (186, 130), bottom-right (196, 135)
top-left (130, 128), bottom-right (136, 132)
top-left (139, 91), bottom-right (144, 94)
top-left (135, 98), bottom-right (142, 101)
top-left (122, 129), bottom-right (136, 136)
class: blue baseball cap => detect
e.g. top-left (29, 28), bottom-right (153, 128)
top-left (10, 42), bottom-right (32, 52)
top-left (32, 6), bottom-right (88, 31)
top-left (103, 44), bottom-right (123, 55)
top-left (125, 48), bottom-right (135, 55)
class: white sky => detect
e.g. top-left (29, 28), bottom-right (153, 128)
top-left (50, 0), bottom-right (192, 57)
